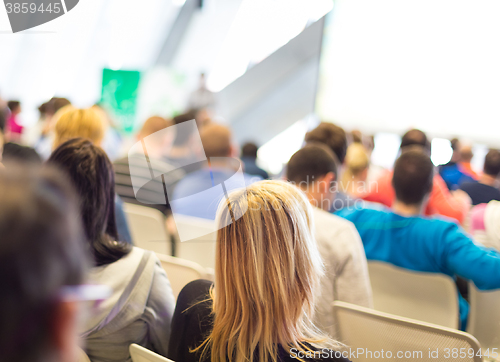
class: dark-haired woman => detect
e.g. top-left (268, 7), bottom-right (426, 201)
top-left (48, 138), bottom-right (175, 362)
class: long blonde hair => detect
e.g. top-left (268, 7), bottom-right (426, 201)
top-left (340, 143), bottom-right (370, 192)
top-left (200, 180), bottom-right (338, 362)
top-left (53, 106), bottom-right (105, 149)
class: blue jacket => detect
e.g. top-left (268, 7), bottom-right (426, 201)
top-left (336, 206), bottom-right (500, 329)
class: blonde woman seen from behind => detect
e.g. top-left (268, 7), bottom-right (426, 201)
top-left (340, 143), bottom-right (370, 198)
top-left (53, 106), bottom-right (105, 149)
top-left (168, 180), bottom-right (349, 362)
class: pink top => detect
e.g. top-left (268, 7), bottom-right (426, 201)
top-left (7, 115), bottom-right (23, 134)
top-left (470, 203), bottom-right (488, 234)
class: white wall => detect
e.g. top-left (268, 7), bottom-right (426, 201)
top-left (317, 0), bottom-right (500, 148)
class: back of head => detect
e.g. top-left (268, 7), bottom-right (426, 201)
top-left (7, 100), bottom-right (20, 112)
top-left (53, 106), bottom-right (105, 149)
top-left (304, 122), bottom-right (347, 163)
top-left (47, 98), bottom-right (71, 117)
top-left (450, 138), bottom-right (460, 152)
top-left (400, 129), bottom-right (431, 153)
top-left (2, 143), bottom-right (42, 165)
top-left (351, 130), bottom-right (363, 144)
top-left (460, 144), bottom-right (474, 163)
top-left (48, 138), bottom-right (131, 266)
top-left (241, 142), bottom-right (258, 159)
top-left (209, 180), bottom-right (326, 362)
top-left (200, 123), bottom-right (232, 158)
top-left (138, 116), bottom-right (170, 140)
top-left (484, 149), bottom-right (500, 177)
top-left (172, 110), bottom-right (198, 146)
top-left (286, 143), bottom-right (337, 187)
top-left (392, 147), bottom-right (434, 206)
top-left (344, 143), bottom-right (370, 175)
top-left (340, 143), bottom-right (370, 191)
top-left (0, 165), bottom-right (87, 362)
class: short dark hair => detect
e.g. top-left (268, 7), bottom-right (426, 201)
top-left (38, 97), bottom-right (71, 117)
top-left (392, 148), bottom-right (434, 205)
top-left (48, 138), bottom-right (131, 266)
top-left (241, 142), bottom-right (258, 158)
top-left (7, 101), bottom-right (20, 112)
top-left (305, 122), bottom-right (347, 163)
top-left (400, 129), bottom-right (431, 153)
top-left (484, 149), bottom-right (500, 177)
top-left (450, 138), bottom-right (460, 151)
top-left (0, 165), bottom-right (88, 361)
top-left (2, 143), bottom-right (42, 164)
top-left (286, 143), bottom-right (337, 185)
top-left (49, 97), bottom-right (71, 115)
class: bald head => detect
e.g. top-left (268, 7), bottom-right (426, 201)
top-left (200, 124), bottom-right (232, 158)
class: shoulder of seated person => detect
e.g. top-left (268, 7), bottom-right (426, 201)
top-left (314, 207), bottom-right (355, 232)
top-left (425, 212), bottom-right (460, 223)
top-left (179, 279), bottom-right (214, 300)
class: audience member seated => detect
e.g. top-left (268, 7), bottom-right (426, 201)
top-left (287, 144), bottom-right (372, 337)
top-left (339, 143), bottom-right (370, 198)
top-left (48, 138), bottom-right (175, 362)
top-left (34, 97), bottom-right (72, 159)
top-left (52, 106), bottom-right (105, 150)
top-left (172, 123), bottom-right (260, 220)
top-left (460, 149), bottom-right (500, 205)
top-left (241, 142), bottom-right (269, 179)
top-left (53, 106), bottom-right (132, 243)
top-left (168, 181), bottom-right (349, 362)
top-left (363, 129), bottom-right (471, 224)
top-left (6, 100), bottom-right (23, 142)
top-left (304, 122), bottom-right (355, 211)
top-left (2, 142), bottom-right (42, 164)
top-left (337, 148), bottom-right (500, 330)
top-left (439, 138), bottom-right (475, 190)
top-left (114, 116), bottom-right (184, 214)
top-left (0, 165), bottom-right (89, 362)
top-left (469, 201), bottom-right (500, 252)
top-left (458, 144), bottom-right (479, 180)
top-left (164, 110), bottom-right (206, 173)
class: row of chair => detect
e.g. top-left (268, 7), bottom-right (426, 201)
top-left (123, 203), bottom-right (500, 354)
top-left (368, 261), bottom-right (500, 352)
top-left (77, 344), bottom-right (175, 362)
top-left (79, 303), bottom-right (483, 362)
top-left (123, 203), bottom-right (217, 269)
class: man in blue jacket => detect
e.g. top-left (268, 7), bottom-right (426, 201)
top-left (337, 146), bottom-right (500, 330)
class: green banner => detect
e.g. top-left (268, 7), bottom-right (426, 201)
top-left (101, 69), bottom-right (141, 134)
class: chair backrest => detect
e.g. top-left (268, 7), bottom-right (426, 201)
top-left (333, 301), bottom-right (482, 362)
top-left (129, 344), bottom-right (175, 362)
top-left (76, 347), bottom-right (91, 362)
top-left (467, 283), bottom-right (500, 350)
top-left (171, 214), bottom-right (216, 269)
top-left (368, 261), bottom-right (459, 328)
top-left (156, 253), bottom-right (208, 298)
top-left (123, 203), bottom-right (170, 255)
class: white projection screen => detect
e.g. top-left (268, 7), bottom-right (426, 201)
top-left (316, 0), bottom-right (500, 147)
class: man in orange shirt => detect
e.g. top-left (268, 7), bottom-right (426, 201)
top-left (363, 129), bottom-right (471, 224)
top-left (458, 144), bottom-right (479, 180)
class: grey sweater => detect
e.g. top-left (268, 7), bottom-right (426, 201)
top-left (312, 207), bottom-right (373, 338)
top-left (81, 247), bottom-right (175, 362)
